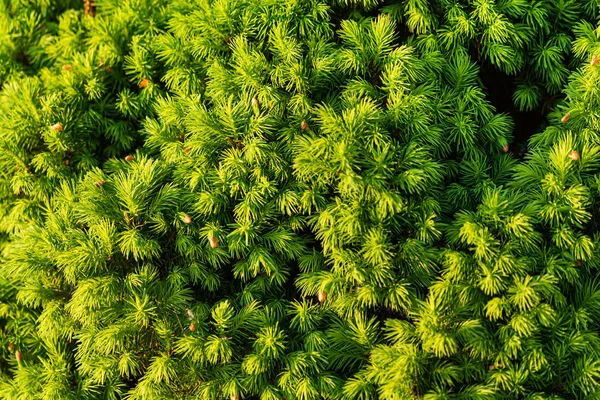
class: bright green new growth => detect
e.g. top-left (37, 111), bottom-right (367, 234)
top-left (1, 0), bottom-right (600, 399)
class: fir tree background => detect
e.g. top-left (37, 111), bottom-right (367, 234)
top-left (2, 0), bottom-right (600, 399)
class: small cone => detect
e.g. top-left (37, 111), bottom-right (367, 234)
top-left (125, 155), bottom-right (134, 162)
top-left (189, 322), bottom-right (197, 332)
top-left (300, 120), bottom-right (309, 131)
top-left (7, 343), bottom-right (14, 352)
top-left (51, 123), bottom-right (63, 132)
top-left (183, 214), bottom-right (192, 224)
top-left (592, 54), bottom-right (599, 66)
top-left (569, 150), bottom-right (579, 161)
top-left (15, 350), bottom-right (22, 362)
top-left (502, 144), bottom-right (509, 153)
top-left (561, 112), bottom-right (570, 123)
top-left (62, 64), bottom-right (72, 72)
top-left (208, 236), bottom-right (219, 249)
top-left (317, 290), bottom-right (326, 303)
top-left (139, 78), bottom-right (150, 88)
top-left (251, 97), bottom-right (259, 108)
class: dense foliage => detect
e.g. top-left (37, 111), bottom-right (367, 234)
top-left (2, 0), bottom-right (600, 399)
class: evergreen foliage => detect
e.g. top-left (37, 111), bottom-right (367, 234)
top-left (1, 0), bottom-right (600, 399)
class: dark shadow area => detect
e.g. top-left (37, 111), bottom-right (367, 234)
top-left (478, 63), bottom-right (552, 158)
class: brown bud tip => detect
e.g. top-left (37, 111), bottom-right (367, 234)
top-left (592, 54), bottom-right (599, 66)
top-left (488, 364), bottom-right (495, 371)
top-left (139, 78), bottom-right (150, 88)
top-left (125, 155), bottom-right (134, 162)
top-left (251, 97), bottom-right (259, 108)
top-left (95, 179), bottom-right (105, 186)
top-left (184, 147), bottom-right (190, 154)
top-left (51, 123), bottom-right (63, 132)
top-left (561, 112), bottom-right (570, 123)
top-left (301, 120), bottom-right (309, 131)
top-left (189, 322), bottom-right (197, 332)
top-left (569, 150), bottom-right (579, 161)
top-left (183, 214), bottom-right (192, 224)
top-left (7, 343), bottom-right (14, 352)
top-left (230, 395), bottom-right (240, 400)
top-left (105, 66), bottom-right (114, 73)
top-left (209, 236), bottom-right (219, 249)
top-left (64, 159), bottom-right (70, 165)
top-left (62, 64), bottom-right (72, 72)
top-left (575, 259), bottom-right (582, 267)
top-left (15, 350), bottom-right (22, 362)
top-left (502, 144), bottom-right (509, 153)
top-left (317, 290), bottom-right (327, 303)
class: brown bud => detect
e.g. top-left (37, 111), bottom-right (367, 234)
top-left (139, 78), bottom-right (150, 88)
top-left (209, 236), bottom-right (219, 249)
top-left (569, 150), bottom-right (579, 161)
top-left (94, 179), bottom-right (105, 187)
top-left (300, 120), bottom-right (309, 131)
top-left (317, 290), bottom-right (327, 303)
top-left (189, 322), bottom-right (197, 332)
top-left (251, 97), bottom-right (259, 108)
top-left (105, 66), bottom-right (114, 73)
top-left (230, 395), bottom-right (240, 400)
top-left (575, 259), bottom-right (582, 267)
top-left (125, 155), bottom-right (134, 162)
top-left (183, 147), bottom-right (190, 154)
top-left (62, 64), bottom-right (72, 72)
top-left (51, 123), bottom-right (63, 132)
top-left (502, 144), bottom-right (509, 153)
top-left (84, 0), bottom-right (95, 16)
top-left (592, 54), bottom-right (599, 66)
top-left (64, 159), bottom-right (70, 165)
top-left (7, 343), bottom-right (14, 352)
top-left (183, 214), bottom-right (192, 224)
top-left (561, 112), bottom-right (570, 123)
top-left (15, 350), bottom-right (22, 362)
